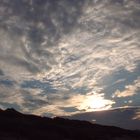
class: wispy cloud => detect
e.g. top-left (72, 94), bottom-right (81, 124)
top-left (113, 78), bottom-right (140, 98)
top-left (29, 92), bottom-right (115, 116)
top-left (133, 109), bottom-right (140, 120)
top-left (0, 0), bottom-right (140, 116)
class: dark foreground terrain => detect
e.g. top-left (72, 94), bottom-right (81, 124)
top-left (0, 108), bottom-right (140, 140)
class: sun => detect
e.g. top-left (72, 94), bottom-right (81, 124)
top-left (80, 93), bottom-right (115, 111)
top-left (87, 97), bottom-right (108, 110)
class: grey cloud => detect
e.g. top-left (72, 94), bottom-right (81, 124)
top-left (100, 64), bottom-right (140, 98)
top-left (0, 0), bottom-right (86, 44)
top-left (108, 9), bottom-right (140, 30)
top-left (0, 102), bottom-right (21, 111)
top-left (0, 69), bottom-right (4, 76)
top-left (0, 0), bottom-right (140, 116)
top-left (131, 94), bottom-right (140, 106)
top-left (22, 98), bottom-right (49, 110)
top-left (0, 55), bottom-right (40, 73)
top-left (0, 79), bottom-right (14, 87)
top-left (59, 106), bottom-right (80, 113)
top-left (0, 0), bottom-right (87, 79)
top-left (0, 87), bottom-right (49, 113)
top-left (71, 86), bottom-right (91, 95)
top-left (21, 80), bottom-right (58, 93)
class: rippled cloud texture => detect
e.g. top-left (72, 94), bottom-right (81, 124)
top-left (0, 0), bottom-right (140, 116)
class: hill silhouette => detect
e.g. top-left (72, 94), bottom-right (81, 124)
top-left (0, 108), bottom-right (140, 140)
top-left (64, 107), bottom-right (140, 130)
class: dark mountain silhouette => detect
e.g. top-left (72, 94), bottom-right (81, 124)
top-left (64, 107), bottom-right (140, 130)
top-left (0, 108), bottom-right (140, 140)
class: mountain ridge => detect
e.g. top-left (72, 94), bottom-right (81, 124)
top-left (0, 108), bottom-right (140, 140)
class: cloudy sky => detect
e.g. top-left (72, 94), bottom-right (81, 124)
top-left (0, 0), bottom-right (140, 117)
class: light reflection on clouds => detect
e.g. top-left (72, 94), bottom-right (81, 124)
top-left (0, 0), bottom-right (140, 116)
top-left (79, 93), bottom-right (115, 112)
top-left (113, 78), bottom-right (140, 98)
top-left (133, 109), bottom-right (140, 120)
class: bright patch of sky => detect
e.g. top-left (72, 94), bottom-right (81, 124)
top-left (0, 0), bottom-right (140, 116)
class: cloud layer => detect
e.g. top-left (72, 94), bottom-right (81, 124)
top-left (0, 0), bottom-right (140, 116)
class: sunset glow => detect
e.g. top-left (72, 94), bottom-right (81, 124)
top-left (0, 0), bottom-right (139, 117)
top-left (80, 93), bottom-right (115, 111)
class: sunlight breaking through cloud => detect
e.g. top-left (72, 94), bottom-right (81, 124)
top-left (0, 0), bottom-right (140, 116)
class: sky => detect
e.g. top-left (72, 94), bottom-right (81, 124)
top-left (0, 0), bottom-right (140, 117)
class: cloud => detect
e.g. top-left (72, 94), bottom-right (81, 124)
top-left (0, 85), bottom-right (25, 110)
top-left (113, 78), bottom-right (140, 98)
top-left (21, 80), bottom-right (58, 93)
top-left (0, 79), bottom-right (14, 87)
top-left (0, 0), bottom-right (86, 80)
top-left (30, 92), bottom-right (115, 116)
top-left (99, 64), bottom-right (140, 100)
top-left (59, 107), bottom-right (80, 113)
top-left (0, 83), bottom-right (51, 114)
top-left (133, 109), bottom-right (140, 120)
top-left (0, 69), bottom-right (4, 76)
top-left (0, 0), bottom-right (140, 116)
